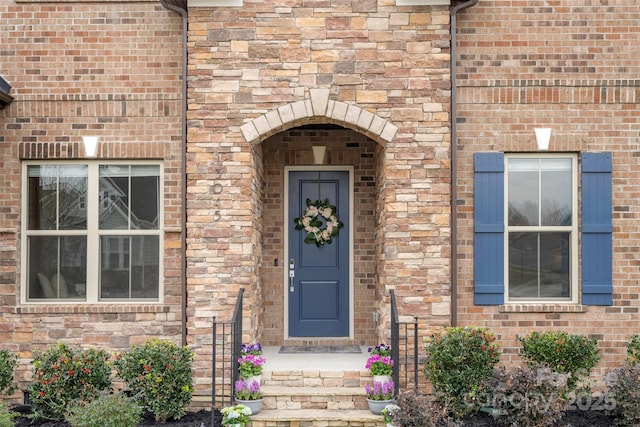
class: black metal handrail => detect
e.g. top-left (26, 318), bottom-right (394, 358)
top-left (390, 290), bottom-right (420, 393)
top-left (212, 288), bottom-right (244, 416)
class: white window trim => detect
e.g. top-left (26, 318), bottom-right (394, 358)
top-left (20, 160), bottom-right (164, 304)
top-left (504, 153), bottom-right (578, 304)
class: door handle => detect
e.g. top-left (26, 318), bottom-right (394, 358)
top-left (289, 259), bottom-right (295, 292)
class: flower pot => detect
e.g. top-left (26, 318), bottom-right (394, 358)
top-left (373, 375), bottom-right (391, 383)
top-left (366, 398), bottom-right (395, 415)
top-left (236, 398), bottom-right (263, 414)
top-left (242, 374), bottom-right (262, 385)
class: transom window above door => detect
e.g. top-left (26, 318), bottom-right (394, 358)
top-left (22, 162), bottom-right (162, 303)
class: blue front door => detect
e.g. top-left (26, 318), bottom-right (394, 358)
top-left (288, 170), bottom-right (350, 337)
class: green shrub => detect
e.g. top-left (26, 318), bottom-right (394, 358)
top-left (484, 366), bottom-right (567, 427)
top-left (606, 365), bottom-right (640, 426)
top-left (29, 343), bottom-right (112, 421)
top-left (626, 335), bottom-right (640, 367)
top-left (519, 331), bottom-right (602, 392)
top-left (0, 349), bottom-right (17, 396)
top-left (0, 402), bottom-right (15, 427)
top-left (66, 392), bottom-right (142, 427)
top-left (423, 326), bottom-right (500, 418)
top-left (113, 338), bottom-right (194, 422)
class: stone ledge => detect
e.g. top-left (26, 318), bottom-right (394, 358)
top-left (250, 409), bottom-right (385, 427)
top-left (14, 304), bottom-right (171, 314)
top-left (262, 385), bottom-right (367, 397)
top-left (499, 304), bottom-right (586, 313)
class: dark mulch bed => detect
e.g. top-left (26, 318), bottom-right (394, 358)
top-left (12, 406), bottom-right (615, 426)
top-left (462, 410), bottom-right (615, 426)
top-left (12, 406), bottom-right (222, 427)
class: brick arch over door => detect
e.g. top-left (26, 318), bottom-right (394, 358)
top-left (239, 88), bottom-right (398, 145)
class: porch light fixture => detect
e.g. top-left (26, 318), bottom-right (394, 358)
top-left (312, 146), bottom-right (326, 165)
top-left (534, 128), bottom-right (552, 151)
top-left (82, 136), bottom-right (100, 158)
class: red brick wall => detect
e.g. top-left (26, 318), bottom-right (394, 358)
top-left (261, 127), bottom-right (378, 346)
top-left (455, 0), bottom-right (640, 381)
top-left (0, 0), bottom-right (184, 396)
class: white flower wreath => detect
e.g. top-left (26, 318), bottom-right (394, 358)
top-left (294, 198), bottom-right (344, 247)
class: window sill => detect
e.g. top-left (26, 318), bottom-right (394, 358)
top-left (14, 304), bottom-right (170, 315)
top-left (499, 304), bottom-right (586, 313)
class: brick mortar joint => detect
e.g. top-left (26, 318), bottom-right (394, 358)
top-left (460, 79), bottom-right (640, 88)
top-left (16, 94), bottom-right (181, 102)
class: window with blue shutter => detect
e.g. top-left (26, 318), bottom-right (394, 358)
top-left (473, 151), bottom-right (612, 306)
top-left (474, 153), bottom-right (505, 305)
top-left (581, 152), bottom-right (613, 305)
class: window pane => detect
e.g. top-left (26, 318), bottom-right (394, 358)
top-left (131, 165), bottom-right (159, 230)
top-left (99, 165), bottom-right (130, 230)
top-left (59, 166), bottom-right (88, 230)
top-left (27, 235), bottom-right (87, 300)
top-left (100, 236), bottom-right (129, 298)
top-left (131, 236), bottom-right (159, 298)
top-left (508, 232), bottom-right (570, 299)
top-left (28, 166), bottom-right (58, 230)
top-left (508, 159), bottom-right (539, 226)
top-left (540, 159), bottom-right (572, 226)
top-left (100, 235), bottom-right (159, 300)
top-left (28, 165), bottom-right (88, 230)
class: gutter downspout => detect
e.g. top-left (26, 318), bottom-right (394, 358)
top-left (159, 0), bottom-right (188, 346)
top-left (450, 0), bottom-right (478, 327)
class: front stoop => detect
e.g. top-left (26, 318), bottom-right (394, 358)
top-left (249, 369), bottom-right (386, 427)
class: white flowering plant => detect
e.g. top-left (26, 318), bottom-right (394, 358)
top-left (381, 403), bottom-right (400, 424)
top-left (221, 404), bottom-right (252, 425)
top-left (294, 198), bottom-right (344, 247)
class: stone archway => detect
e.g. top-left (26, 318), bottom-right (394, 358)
top-left (240, 90), bottom-right (399, 346)
top-left (239, 89), bottom-right (398, 146)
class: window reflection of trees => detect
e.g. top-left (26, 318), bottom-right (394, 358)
top-left (508, 200), bottom-right (571, 227)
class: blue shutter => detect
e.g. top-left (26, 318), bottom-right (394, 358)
top-left (474, 153), bottom-right (505, 305)
top-left (581, 152), bottom-right (613, 305)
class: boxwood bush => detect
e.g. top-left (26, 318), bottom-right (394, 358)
top-left (519, 331), bottom-right (601, 392)
top-left (423, 326), bottom-right (500, 418)
top-left (113, 338), bottom-right (194, 422)
top-left (29, 343), bottom-right (112, 421)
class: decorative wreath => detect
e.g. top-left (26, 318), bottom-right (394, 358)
top-left (294, 198), bottom-right (344, 247)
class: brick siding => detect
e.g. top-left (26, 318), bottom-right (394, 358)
top-left (455, 1), bottom-right (640, 382)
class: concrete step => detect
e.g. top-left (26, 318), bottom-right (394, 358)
top-left (263, 369), bottom-right (372, 388)
top-left (261, 385), bottom-right (368, 410)
top-left (249, 408), bottom-right (386, 427)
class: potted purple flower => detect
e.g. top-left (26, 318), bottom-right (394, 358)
top-left (366, 345), bottom-right (394, 382)
top-left (238, 343), bottom-right (266, 383)
top-left (365, 380), bottom-right (395, 415)
top-left (235, 378), bottom-right (263, 414)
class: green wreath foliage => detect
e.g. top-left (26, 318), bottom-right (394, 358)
top-left (294, 198), bottom-right (344, 247)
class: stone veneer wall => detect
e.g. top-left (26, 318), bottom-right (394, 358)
top-left (455, 1), bottom-right (640, 383)
top-left (0, 0), bottom-right (184, 398)
top-left (185, 0), bottom-right (454, 394)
